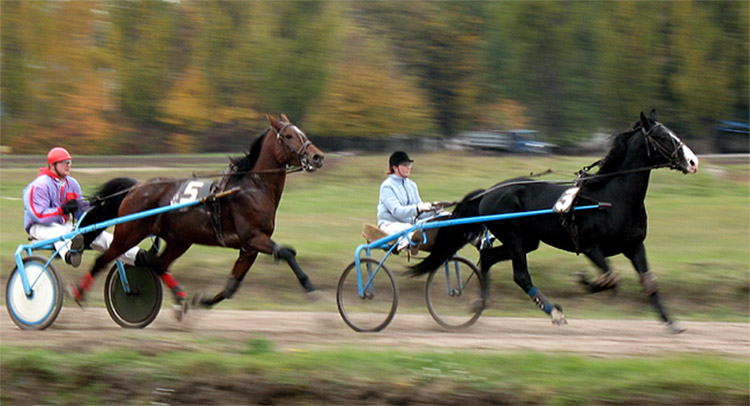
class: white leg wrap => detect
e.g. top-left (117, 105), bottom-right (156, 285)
top-left (90, 231), bottom-right (140, 266)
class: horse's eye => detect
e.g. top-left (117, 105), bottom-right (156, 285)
top-left (286, 134), bottom-right (293, 139)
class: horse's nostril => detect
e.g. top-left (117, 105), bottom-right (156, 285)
top-left (313, 154), bottom-right (324, 164)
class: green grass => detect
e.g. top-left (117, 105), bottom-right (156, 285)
top-left (1, 152), bottom-right (748, 320)
top-left (2, 344), bottom-right (747, 405)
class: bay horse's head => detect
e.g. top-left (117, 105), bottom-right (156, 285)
top-left (267, 113), bottom-right (324, 172)
top-left (639, 110), bottom-right (699, 174)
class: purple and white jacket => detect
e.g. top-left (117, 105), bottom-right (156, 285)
top-left (23, 167), bottom-right (88, 232)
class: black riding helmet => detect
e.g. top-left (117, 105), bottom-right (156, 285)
top-left (389, 151), bottom-right (413, 168)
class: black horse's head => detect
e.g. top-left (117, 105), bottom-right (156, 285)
top-left (268, 113), bottom-right (325, 172)
top-left (639, 110), bottom-right (699, 174)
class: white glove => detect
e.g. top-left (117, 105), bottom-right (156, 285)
top-left (417, 202), bottom-right (433, 213)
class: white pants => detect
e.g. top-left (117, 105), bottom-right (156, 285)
top-left (379, 221), bottom-right (417, 251)
top-left (28, 223), bottom-right (139, 265)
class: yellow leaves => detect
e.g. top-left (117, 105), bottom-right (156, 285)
top-left (165, 133), bottom-right (198, 154)
top-left (53, 74), bottom-right (114, 154)
top-left (160, 67), bottom-right (214, 132)
top-left (478, 100), bottom-right (530, 130)
top-left (306, 23), bottom-right (434, 138)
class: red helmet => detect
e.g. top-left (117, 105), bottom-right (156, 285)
top-left (47, 147), bottom-right (71, 165)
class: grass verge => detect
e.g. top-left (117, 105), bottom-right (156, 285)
top-left (2, 343), bottom-right (748, 405)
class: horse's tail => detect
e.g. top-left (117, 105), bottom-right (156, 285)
top-left (407, 189), bottom-right (485, 277)
top-left (81, 177), bottom-right (138, 247)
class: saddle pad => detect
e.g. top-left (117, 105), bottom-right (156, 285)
top-left (170, 179), bottom-right (215, 206)
top-left (553, 187), bottom-right (580, 213)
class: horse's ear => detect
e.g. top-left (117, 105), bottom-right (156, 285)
top-left (267, 113), bottom-right (280, 129)
top-left (280, 113), bottom-right (290, 123)
top-left (640, 111), bottom-right (651, 130)
top-left (648, 109), bottom-right (657, 121)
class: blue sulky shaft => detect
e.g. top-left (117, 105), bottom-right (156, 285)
top-left (352, 204), bottom-right (603, 295)
top-left (13, 192), bottom-right (230, 297)
top-left (357, 204), bottom-right (602, 256)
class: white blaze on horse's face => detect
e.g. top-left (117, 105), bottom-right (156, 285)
top-left (668, 128), bottom-right (699, 174)
top-left (290, 125), bottom-right (304, 138)
top-left (278, 122), bottom-right (324, 172)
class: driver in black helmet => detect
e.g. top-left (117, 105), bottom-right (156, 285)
top-left (377, 151), bottom-right (438, 251)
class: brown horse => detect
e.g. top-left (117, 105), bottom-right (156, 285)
top-left (68, 114), bottom-right (324, 312)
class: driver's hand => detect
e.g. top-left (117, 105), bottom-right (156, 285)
top-left (417, 202), bottom-right (433, 213)
top-left (61, 199), bottom-right (79, 215)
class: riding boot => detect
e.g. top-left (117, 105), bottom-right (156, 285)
top-left (64, 234), bottom-right (85, 268)
top-left (134, 240), bottom-right (160, 267)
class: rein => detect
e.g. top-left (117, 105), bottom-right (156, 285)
top-left (463, 160), bottom-right (672, 204)
top-left (87, 127), bottom-right (311, 204)
top-left (463, 123), bottom-right (684, 204)
top-left (86, 166), bottom-right (301, 203)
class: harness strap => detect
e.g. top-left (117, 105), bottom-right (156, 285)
top-left (206, 197), bottom-right (226, 247)
top-left (202, 187), bottom-right (240, 247)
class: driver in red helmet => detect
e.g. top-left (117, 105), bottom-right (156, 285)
top-left (22, 147), bottom-right (148, 268)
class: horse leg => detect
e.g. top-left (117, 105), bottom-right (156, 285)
top-left (273, 245), bottom-right (316, 293)
top-left (148, 240), bottom-right (192, 305)
top-left (624, 243), bottom-right (686, 334)
top-left (67, 225), bottom-right (147, 304)
top-left (241, 234), bottom-right (316, 294)
top-left (579, 248), bottom-right (621, 293)
top-left (200, 251), bottom-right (257, 307)
top-left (506, 241), bottom-right (566, 325)
top-left (478, 245), bottom-right (513, 306)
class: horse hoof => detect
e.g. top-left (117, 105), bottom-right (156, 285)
top-left (65, 283), bottom-right (86, 309)
top-left (551, 307), bottom-right (567, 325)
top-left (593, 271), bottom-right (621, 290)
top-left (190, 293), bottom-right (205, 307)
top-left (172, 300), bottom-right (189, 322)
top-left (305, 290), bottom-right (323, 302)
top-left (666, 321), bottom-right (687, 334)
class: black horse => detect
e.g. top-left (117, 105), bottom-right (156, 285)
top-left (409, 110), bottom-right (699, 333)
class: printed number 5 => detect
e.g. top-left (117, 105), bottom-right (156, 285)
top-left (180, 181), bottom-right (204, 204)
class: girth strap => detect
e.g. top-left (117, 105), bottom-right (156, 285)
top-left (203, 186), bottom-right (241, 248)
top-left (206, 197), bottom-right (226, 247)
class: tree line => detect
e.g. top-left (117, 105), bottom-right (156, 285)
top-left (1, 1), bottom-right (747, 154)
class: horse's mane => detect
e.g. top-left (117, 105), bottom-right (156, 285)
top-left (90, 177), bottom-right (138, 205)
top-left (596, 122), bottom-right (642, 175)
top-left (227, 128), bottom-right (269, 181)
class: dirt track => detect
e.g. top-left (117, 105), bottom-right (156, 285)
top-left (2, 306), bottom-right (748, 358)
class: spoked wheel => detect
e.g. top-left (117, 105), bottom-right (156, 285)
top-left (6, 256), bottom-right (63, 330)
top-left (337, 257), bottom-right (398, 332)
top-left (426, 256), bottom-right (485, 330)
top-left (104, 264), bottom-right (163, 328)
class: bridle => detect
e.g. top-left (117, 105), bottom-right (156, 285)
top-left (273, 123), bottom-right (315, 172)
top-left (642, 123), bottom-right (685, 170)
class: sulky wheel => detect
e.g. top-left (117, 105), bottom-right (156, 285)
top-left (6, 256), bottom-right (64, 330)
top-left (104, 264), bottom-right (163, 328)
top-left (337, 257), bottom-right (398, 332)
top-left (425, 256), bottom-right (485, 330)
